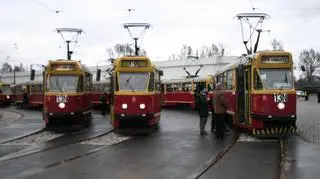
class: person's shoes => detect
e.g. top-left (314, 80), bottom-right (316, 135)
top-left (200, 131), bottom-right (208, 135)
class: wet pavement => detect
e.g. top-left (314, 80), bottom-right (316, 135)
top-left (285, 135), bottom-right (320, 179)
top-left (0, 107), bottom-right (43, 143)
top-left (200, 135), bottom-right (280, 179)
top-left (0, 108), bottom-right (235, 179)
top-left (296, 95), bottom-right (320, 145)
top-left (0, 102), bottom-right (320, 179)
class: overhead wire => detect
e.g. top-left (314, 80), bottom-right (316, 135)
top-left (31, 0), bottom-right (62, 13)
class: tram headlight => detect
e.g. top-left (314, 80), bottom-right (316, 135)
top-left (122, 103), bottom-right (128, 109)
top-left (6, 95), bottom-right (10, 99)
top-left (140, 103), bottom-right (145, 109)
top-left (277, 102), bottom-right (285, 110)
top-left (58, 102), bottom-right (66, 109)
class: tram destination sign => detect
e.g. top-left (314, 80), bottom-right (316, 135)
top-left (121, 60), bottom-right (148, 68)
top-left (51, 64), bottom-right (77, 71)
top-left (261, 56), bottom-right (289, 64)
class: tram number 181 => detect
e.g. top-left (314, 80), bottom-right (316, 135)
top-left (274, 93), bottom-right (288, 103)
top-left (56, 95), bottom-right (68, 103)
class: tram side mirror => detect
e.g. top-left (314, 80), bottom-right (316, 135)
top-left (96, 69), bottom-right (101, 81)
top-left (30, 69), bottom-right (35, 81)
top-left (159, 70), bottom-right (163, 76)
top-left (301, 65), bottom-right (306, 72)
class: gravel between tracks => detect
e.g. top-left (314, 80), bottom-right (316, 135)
top-left (80, 132), bottom-right (131, 145)
top-left (3, 131), bottom-right (63, 145)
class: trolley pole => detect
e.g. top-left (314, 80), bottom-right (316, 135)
top-left (133, 37), bottom-right (139, 56)
top-left (66, 40), bottom-right (71, 60)
top-left (13, 68), bottom-right (16, 84)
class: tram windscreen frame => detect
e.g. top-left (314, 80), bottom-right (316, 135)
top-left (118, 72), bottom-right (149, 92)
top-left (256, 68), bottom-right (294, 90)
top-left (47, 74), bottom-right (80, 92)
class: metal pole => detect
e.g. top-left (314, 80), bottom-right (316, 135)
top-left (13, 67), bottom-right (16, 84)
top-left (66, 40), bottom-right (71, 60)
top-left (133, 38), bottom-right (139, 56)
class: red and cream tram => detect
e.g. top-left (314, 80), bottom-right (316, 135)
top-left (212, 51), bottom-right (296, 136)
top-left (42, 60), bottom-right (93, 127)
top-left (161, 76), bottom-right (213, 109)
top-left (109, 56), bottom-right (163, 128)
top-left (0, 83), bottom-right (14, 105)
top-left (13, 81), bottom-right (43, 108)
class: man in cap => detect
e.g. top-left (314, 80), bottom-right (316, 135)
top-left (198, 88), bottom-right (209, 135)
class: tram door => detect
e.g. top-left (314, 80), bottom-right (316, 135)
top-left (236, 65), bottom-right (250, 123)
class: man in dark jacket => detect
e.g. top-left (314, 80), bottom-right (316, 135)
top-left (100, 92), bottom-right (107, 116)
top-left (199, 89), bottom-right (209, 135)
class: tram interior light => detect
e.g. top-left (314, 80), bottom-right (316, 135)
top-left (6, 95), bottom-right (10, 99)
top-left (122, 103), bottom-right (128, 109)
top-left (140, 103), bottom-right (145, 109)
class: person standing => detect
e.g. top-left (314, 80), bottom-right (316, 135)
top-left (213, 83), bottom-right (227, 139)
top-left (199, 89), bottom-right (209, 135)
top-left (305, 91), bottom-right (309, 101)
top-left (317, 89), bottom-right (320, 103)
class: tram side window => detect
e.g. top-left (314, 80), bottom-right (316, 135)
top-left (166, 84), bottom-right (173, 92)
top-left (254, 69), bottom-right (263, 90)
top-left (155, 71), bottom-right (161, 92)
top-left (83, 74), bottom-right (91, 92)
top-left (226, 70), bottom-right (233, 90)
top-left (77, 76), bottom-right (83, 92)
top-left (148, 72), bottom-right (155, 91)
top-left (173, 83), bottom-right (182, 92)
top-left (182, 83), bottom-right (191, 92)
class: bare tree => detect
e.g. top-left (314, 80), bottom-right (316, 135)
top-left (168, 43), bottom-right (225, 60)
top-left (271, 39), bottom-right (284, 51)
top-left (299, 48), bottom-right (320, 85)
top-left (106, 48), bottom-right (115, 58)
top-left (1, 62), bottom-right (12, 73)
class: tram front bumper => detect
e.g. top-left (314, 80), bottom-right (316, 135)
top-left (251, 114), bottom-right (297, 137)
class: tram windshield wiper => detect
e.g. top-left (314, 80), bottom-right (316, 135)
top-left (55, 77), bottom-right (63, 92)
top-left (125, 75), bottom-right (135, 92)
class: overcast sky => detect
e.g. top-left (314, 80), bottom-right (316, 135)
top-left (1, 0), bottom-right (320, 68)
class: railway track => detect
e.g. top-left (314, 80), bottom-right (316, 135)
top-left (0, 128), bottom-right (118, 162)
top-left (6, 130), bottom-right (132, 179)
top-left (278, 138), bottom-right (288, 179)
top-left (188, 132), bottom-right (290, 179)
top-left (0, 109), bottom-right (24, 128)
top-left (188, 132), bottom-right (240, 179)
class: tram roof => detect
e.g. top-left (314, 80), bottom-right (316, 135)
top-left (47, 59), bottom-right (92, 74)
top-left (212, 51), bottom-right (292, 77)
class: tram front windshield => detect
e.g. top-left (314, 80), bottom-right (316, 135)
top-left (119, 72), bottom-right (149, 91)
top-left (0, 86), bottom-right (11, 94)
top-left (258, 68), bottom-right (293, 90)
top-left (48, 75), bottom-right (79, 92)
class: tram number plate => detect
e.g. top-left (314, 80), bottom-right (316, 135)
top-left (56, 95), bottom-right (67, 103)
top-left (274, 93), bottom-right (288, 103)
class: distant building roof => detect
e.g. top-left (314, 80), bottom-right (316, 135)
top-left (0, 56), bottom-right (238, 84)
